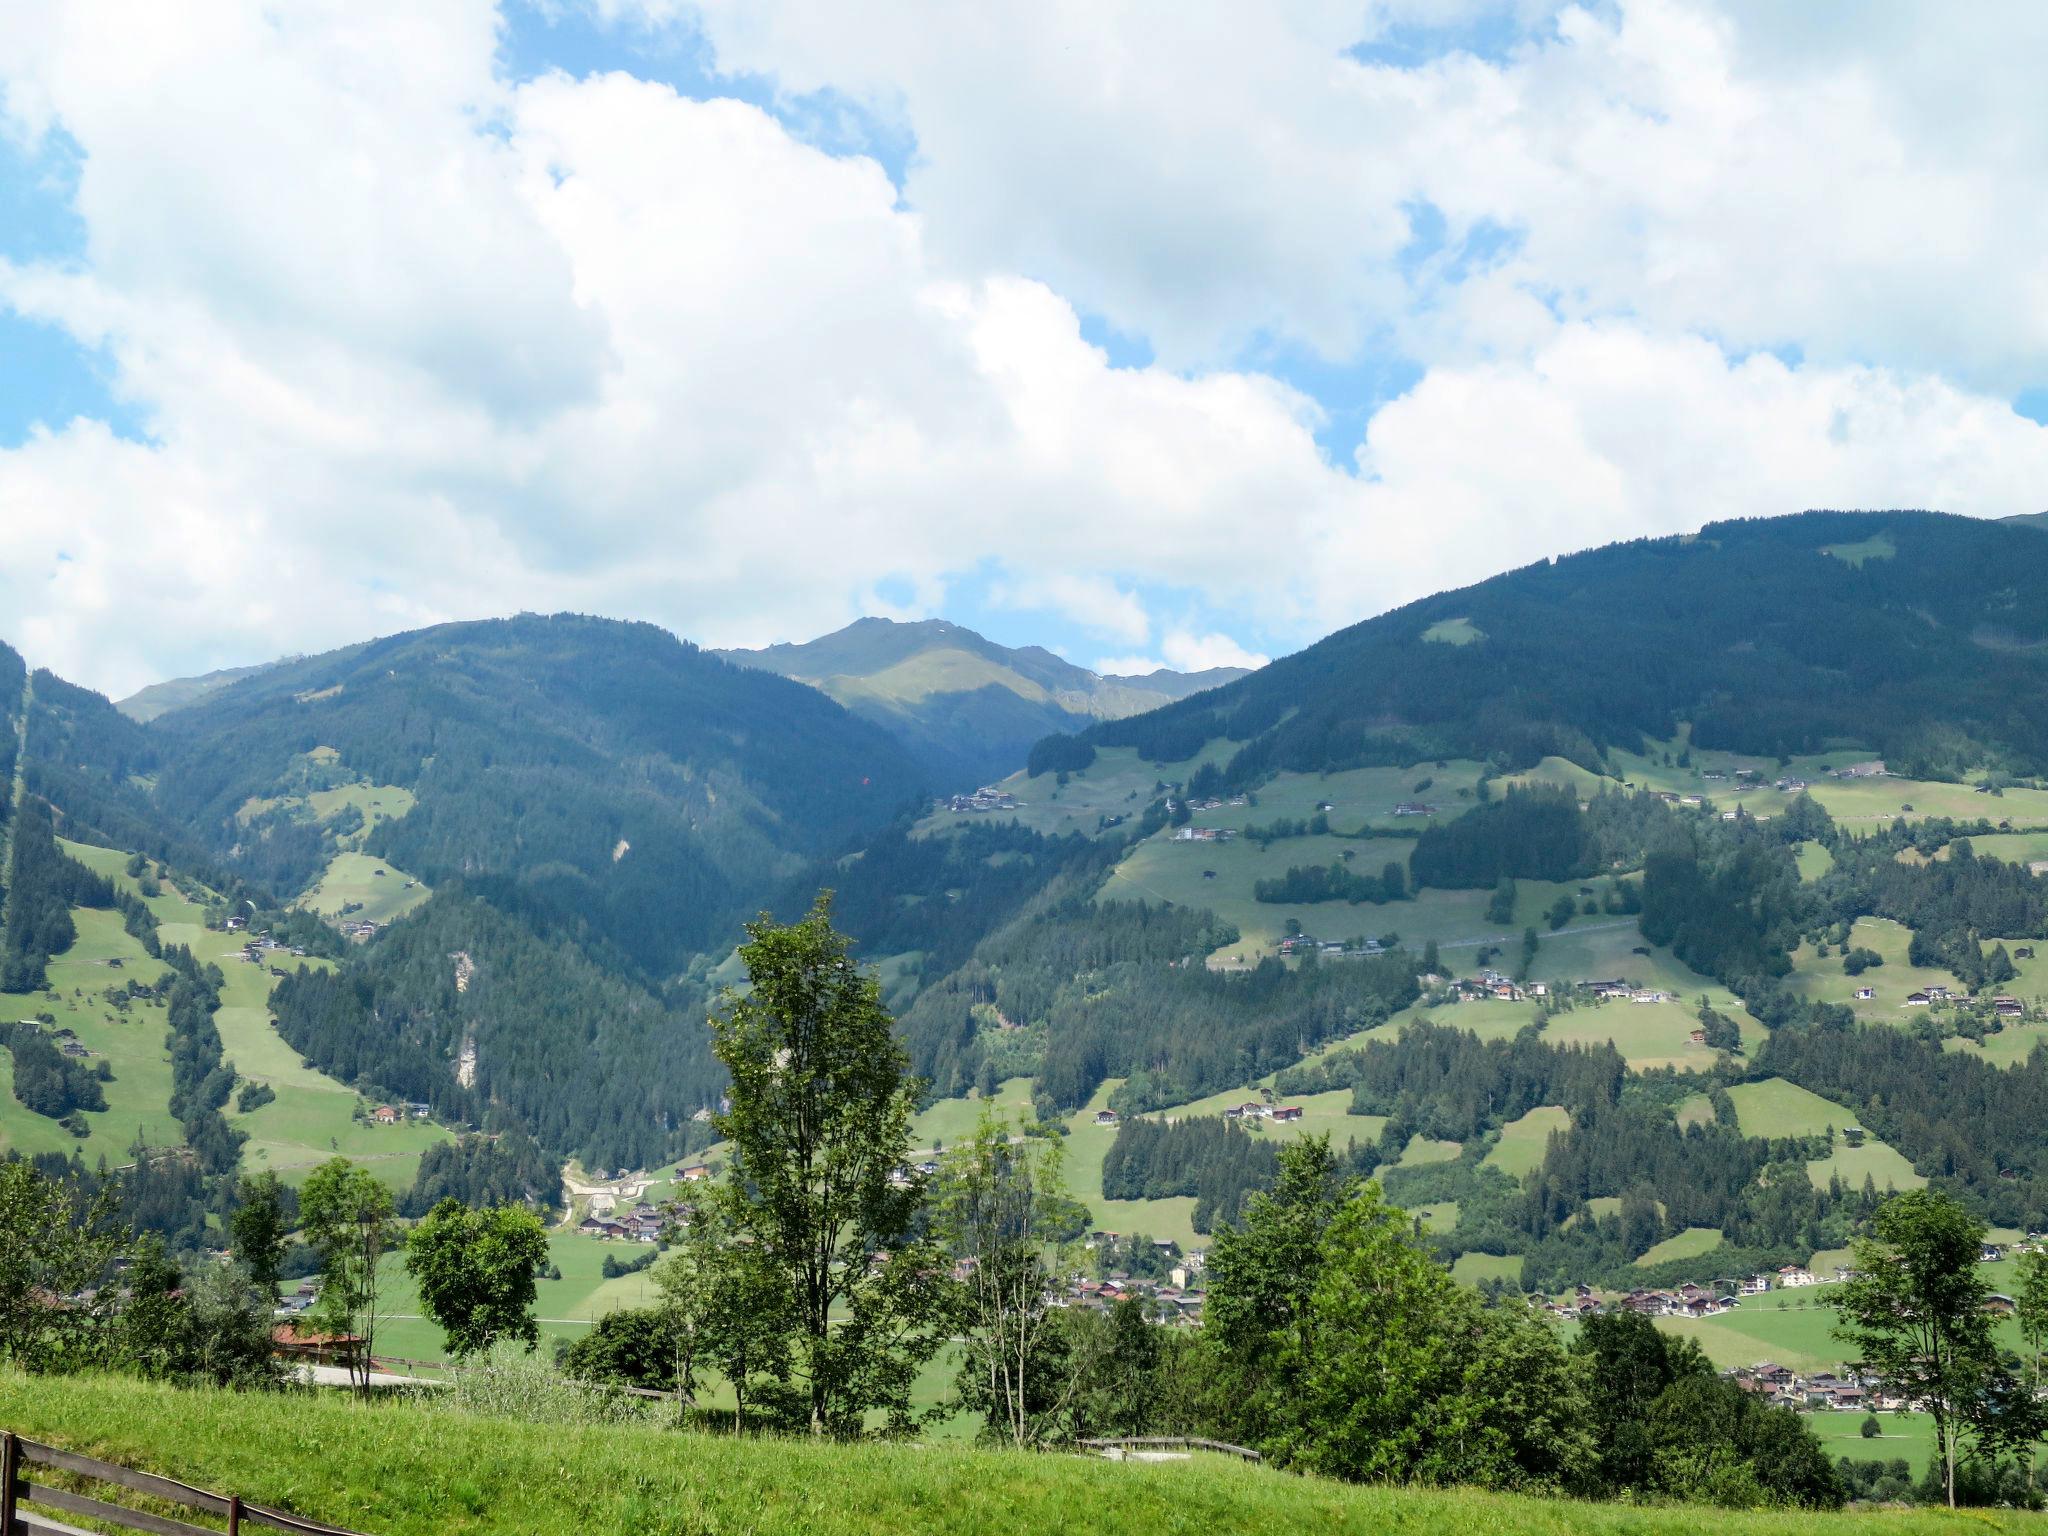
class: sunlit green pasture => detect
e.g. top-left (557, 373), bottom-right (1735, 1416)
top-left (1484, 1105), bottom-right (1569, 1177)
top-left (300, 850), bottom-right (430, 924)
top-left (1723, 1079), bottom-right (1922, 1193)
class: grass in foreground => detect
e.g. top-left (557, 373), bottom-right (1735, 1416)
top-left (0, 1372), bottom-right (2039, 1536)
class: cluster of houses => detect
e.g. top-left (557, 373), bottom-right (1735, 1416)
top-left (1223, 1101), bottom-right (1304, 1124)
top-left (1648, 790), bottom-right (1708, 808)
top-left (1391, 801), bottom-right (1438, 817)
top-left (1586, 979), bottom-right (1671, 1003)
top-left (1168, 796), bottom-right (1248, 815)
top-left (889, 1158), bottom-right (943, 1188)
top-left (1569, 1240), bottom-right (2034, 1329)
top-left (19, 1022), bottom-right (95, 1059)
top-left (1734, 1364), bottom-right (1894, 1413)
top-left (366, 1102), bottom-right (430, 1125)
top-left (945, 786), bottom-right (1019, 814)
top-left (575, 1198), bottom-right (688, 1244)
top-left (339, 918), bottom-right (381, 943)
top-left (234, 935), bottom-right (307, 964)
top-left (1450, 971), bottom-right (1546, 1003)
top-left (1900, 985), bottom-right (2029, 1019)
top-left (1277, 934), bottom-right (1388, 959)
top-left (1063, 1234), bottom-right (1208, 1324)
top-left (1170, 824), bottom-right (1238, 843)
top-left (1440, 973), bottom-right (1673, 1008)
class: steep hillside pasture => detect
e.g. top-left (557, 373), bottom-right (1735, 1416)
top-left (1723, 1079), bottom-right (1923, 1193)
top-left (909, 1074), bottom-right (1036, 1152)
top-left (1059, 1082), bottom-right (1202, 1251)
top-left (1632, 1227), bottom-right (1722, 1267)
top-left (60, 840), bottom-right (451, 1189)
top-left (0, 904), bottom-right (179, 1159)
top-left (1794, 842), bottom-right (1834, 881)
top-left (1952, 829), bottom-right (2048, 867)
top-left (1451, 1251), bottom-right (1524, 1285)
top-left (917, 744), bottom-right (1228, 840)
top-left (1779, 917), bottom-right (1994, 1024)
top-left (1483, 1105), bottom-right (1570, 1177)
top-left (299, 850), bottom-right (431, 925)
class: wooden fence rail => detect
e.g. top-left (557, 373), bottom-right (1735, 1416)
top-left (1075, 1435), bottom-right (1262, 1464)
top-left (2, 1431), bottom-right (370, 1536)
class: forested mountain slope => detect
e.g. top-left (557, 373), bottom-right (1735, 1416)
top-left (1064, 511), bottom-right (2048, 784)
top-left (132, 614), bottom-right (925, 975)
top-left (0, 618), bottom-right (931, 1178)
top-left (720, 616), bottom-right (1247, 786)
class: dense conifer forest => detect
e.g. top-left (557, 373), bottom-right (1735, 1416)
top-left (1076, 512), bottom-right (2048, 783)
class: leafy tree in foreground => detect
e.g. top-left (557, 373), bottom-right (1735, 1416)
top-left (1295, 1180), bottom-right (1589, 1491)
top-left (405, 1197), bottom-right (550, 1358)
top-left (1201, 1136), bottom-right (1350, 1452)
top-left (299, 1157), bottom-right (396, 1393)
top-left (120, 1234), bottom-right (190, 1379)
top-left (560, 1307), bottom-right (677, 1393)
top-left (709, 894), bottom-right (948, 1435)
top-left (0, 1158), bottom-right (122, 1373)
top-left (934, 1110), bottom-right (1089, 1446)
top-left (655, 1203), bottom-right (795, 1429)
top-left (230, 1170), bottom-right (290, 1300)
top-left (1832, 1188), bottom-right (2022, 1507)
top-left (2017, 1246), bottom-right (2048, 1490)
top-left (184, 1260), bottom-right (281, 1389)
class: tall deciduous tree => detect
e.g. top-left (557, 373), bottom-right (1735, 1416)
top-left (710, 894), bottom-right (947, 1435)
top-left (655, 1205), bottom-right (795, 1430)
top-left (299, 1157), bottom-right (395, 1393)
top-left (2016, 1246), bottom-right (2048, 1490)
top-left (1832, 1188), bottom-right (2008, 1507)
top-left (934, 1110), bottom-right (1087, 1446)
top-left (405, 1198), bottom-right (550, 1359)
top-left (1201, 1135), bottom-right (1350, 1452)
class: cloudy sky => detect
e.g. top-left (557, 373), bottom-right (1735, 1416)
top-left (3, 1), bottom-right (2047, 697)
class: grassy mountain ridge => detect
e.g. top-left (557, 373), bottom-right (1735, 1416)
top-left (1071, 511), bottom-right (2048, 785)
top-left (720, 616), bottom-right (1248, 785)
top-left (115, 659), bottom-right (286, 722)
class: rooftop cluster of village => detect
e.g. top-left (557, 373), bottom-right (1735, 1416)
top-left (1273, 933), bottom-right (1389, 958)
top-left (1538, 1235), bottom-right (2041, 1413)
top-left (944, 785), bottom-right (1019, 813)
top-left (1085, 1102), bottom-right (1304, 1130)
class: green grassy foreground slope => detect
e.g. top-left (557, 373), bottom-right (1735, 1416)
top-left (0, 1373), bottom-right (2033, 1536)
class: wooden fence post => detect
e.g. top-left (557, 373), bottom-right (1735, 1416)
top-left (228, 1492), bottom-right (242, 1536)
top-left (2, 1430), bottom-right (19, 1536)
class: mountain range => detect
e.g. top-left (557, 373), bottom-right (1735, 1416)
top-left (119, 615), bottom-right (1248, 792)
top-left (17, 507), bottom-right (2048, 1184)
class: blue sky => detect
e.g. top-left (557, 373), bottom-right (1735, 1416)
top-left (3, 1), bottom-right (2047, 695)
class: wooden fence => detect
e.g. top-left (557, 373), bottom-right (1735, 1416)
top-left (1076, 1435), bottom-right (1262, 1464)
top-left (2, 1431), bottom-right (370, 1536)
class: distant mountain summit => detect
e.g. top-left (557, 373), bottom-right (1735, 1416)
top-left (716, 616), bottom-right (1250, 786)
top-left (116, 659), bottom-right (288, 722)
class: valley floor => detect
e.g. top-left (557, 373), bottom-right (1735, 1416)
top-left (0, 1371), bottom-right (2033, 1536)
